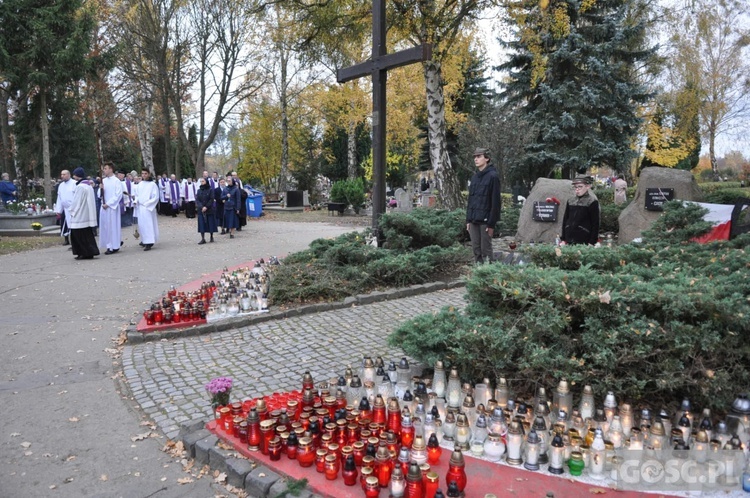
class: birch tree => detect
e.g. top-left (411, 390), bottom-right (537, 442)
top-left (391, 0), bottom-right (489, 209)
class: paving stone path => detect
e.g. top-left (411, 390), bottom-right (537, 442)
top-left (122, 288), bottom-right (466, 440)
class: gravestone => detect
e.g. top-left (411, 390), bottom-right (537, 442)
top-left (618, 167), bottom-right (704, 243)
top-left (302, 190), bottom-right (310, 208)
top-left (286, 190), bottom-right (303, 208)
top-left (394, 188), bottom-right (412, 213)
top-left (420, 194), bottom-right (437, 208)
top-left (515, 178), bottom-right (577, 243)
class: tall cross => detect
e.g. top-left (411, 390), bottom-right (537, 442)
top-left (337, 0), bottom-right (432, 238)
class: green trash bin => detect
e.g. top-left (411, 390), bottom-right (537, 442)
top-left (246, 194), bottom-right (263, 217)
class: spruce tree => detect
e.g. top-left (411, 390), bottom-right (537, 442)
top-left (500, 0), bottom-right (653, 179)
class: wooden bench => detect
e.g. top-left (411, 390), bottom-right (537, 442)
top-left (327, 202), bottom-right (346, 216)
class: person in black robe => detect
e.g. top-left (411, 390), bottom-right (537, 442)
top-left (196, 178), bottom-right (217, 244)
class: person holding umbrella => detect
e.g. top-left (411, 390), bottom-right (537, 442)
top-left (195, 177), bottom-right (217, 244)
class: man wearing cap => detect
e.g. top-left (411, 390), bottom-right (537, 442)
top-left (466, 147), bottom-right (501, 264)
top-left (561, 175), bottom-right (600, 245)
top-left (68, 167), bottom-right (100, 260)
top-left (99, 162), bottom-right (123, 254)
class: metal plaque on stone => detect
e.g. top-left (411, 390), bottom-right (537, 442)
top-left (645, 188), bottom-right (674, 211)
top-left (532, 201), bottom-right (559, 222)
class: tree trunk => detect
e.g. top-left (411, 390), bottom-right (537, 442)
top-left (709, 122), bottom-right (718, 180)
top-left (160, 87), bottom-right (172, 176)
top-left (0, 88), bottom-right (11, 176)
top-left (347, 121), bottom-right (358, 180)
top-left (423, 61), bottom-right (463, 210)
top-left (279, 45), bottom-right (290, 192)
top-left (136, 103), bottom-right (156, 177)
top-left (40, 91), bottom-right (52, 207)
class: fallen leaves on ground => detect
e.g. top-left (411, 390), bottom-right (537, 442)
top-left (68, 417), bottom-right (79, 423)
top-left (213, 471), bottom-right (227, 484)
top-left (20, 442), bottom-right (31, 448)
top-left (217, 441), bottom-right (234, 451)
top-left (177, 477), bottom-right (194, 484)
top-left (65, 455), bottom-right (76, 462)
top-left (100, 475), bottom-right (108, 481)
top-left (130, 432), bottom-right (154, 442)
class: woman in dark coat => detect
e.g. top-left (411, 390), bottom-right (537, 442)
top-left (215, 178), bottom-right (226, 233)
top-left (222, 178), bottom-right (241, 239)
top-left (195, 178), bottom-right (217, 244)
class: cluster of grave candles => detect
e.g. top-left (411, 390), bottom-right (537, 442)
top-left (213, 356), bottom-right (750, 494)
top-left (142, 283), bottom-right (212, 325)
top-left (206, 261), bottom-right (272, 321)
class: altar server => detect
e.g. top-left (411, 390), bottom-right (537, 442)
top-left (181, 177), bottom-right (197, 218)
top-left (136, 168), bottom-right (160, 251)
top-left (99, 162), bottom-right (123, 254)
top-left (118, 168), bottom-right (135, 227)
top-left (54, 170), bottom-right (76, 246)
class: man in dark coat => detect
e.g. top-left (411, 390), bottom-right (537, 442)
top-left (466, 147), bottom-right (501, 264)
top-left (561, 175), bottom-right (600, 245)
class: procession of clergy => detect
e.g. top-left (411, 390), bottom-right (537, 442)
top-left (52, 165), bottom-right (237, 260)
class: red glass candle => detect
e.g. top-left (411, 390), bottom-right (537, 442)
top-left (297, 437), bottom-right (315, 467)
top-left (255, 399), bottom-right (268, 421)
top-left (352, 441), bottom-right (366, 467)
top-left (405, 462), bottom-right (424, 498)
top-left (324, 454), bottom-right (339, 480)
top-left (287, 399), bottom-right (300, 421)
top-left (342, 454), bottom-right (358, 486)
top-left (427, 433), bottom-right (442, 464)
top-left (360, 466), bottom-right (374, 491)
top-left (315, 449), bottom-right (328, 473)
top-left (327, 442), bottom-right (340, 460)
top-left (238, 421), bottom-right (248, 444)
top-left (336, 419), bottom-right (348, 447)
top-left (232, 416), bottom-right (243, 438)
top-left (401, 424), bottom-right (415, 448)
top-left (144, 310), bottom-right (154, 325)
top-left (369, 422), bottom-right (382, 439)
top-left (247, 409), bottom-right (261, 451)
top-left (324, 396), bottom-right (337, 419)
top-left (445, 450), bottom-right (467, 495)
top-left (420, 463), bottom-right (431, 494)
top-left (286, 432), bottom-right (298, 459)
top-left (365, 476), bottom-right (381, 498)
top-left (172, 310), bottom-right (181, 323)
top-left (373, 395), bottom-right (387, 425)
top-left (340, 445), bottom-right (353, 467)
top-left (375, 449), bottom-right (393, 488)
top-left (269, 436), bottom-right (282, 461)
top-left (259, 419), bottom-right (275, 455)
top-left (153, 308), bottom-right (164, 324)
top-left (231, 401), bottom-right (243, 417)
top-left (347, 423), bottom-right (360, 444)
top-left (220, 407), bottom-right (232, 432)
top-left (387, 399), bottom-right (402, 435)
top-left (424, 471), bottom-right (439, 498)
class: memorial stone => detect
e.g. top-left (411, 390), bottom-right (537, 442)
top-left (618, 167), bottom-right (703, 243)
top-left (515, 178), bottom-right (576, 243)
top-left (286, 190), bottom-right (304, 208)
top-left (394, 188), bottom-right (413, 213)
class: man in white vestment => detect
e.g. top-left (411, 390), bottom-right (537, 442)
top-left (99, 162), bottom-right (124, 254)
top-left (136, 168), bottom-right (160, 251)
top-left (54, 170), bottom-right (76, 246)
top-left (68, 167), bottom-right (100, 260)
top-left (181, 177), bottom-right (197, 218)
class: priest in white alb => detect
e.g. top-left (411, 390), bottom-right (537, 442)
top-left (68, 167), bottom-right (100, 260)
top-left (135, 168), bottom-right (160, 251)
top-left (99, 162), bottom-right (123, 254)
top-left (54, 169), bottom-right (77, 246)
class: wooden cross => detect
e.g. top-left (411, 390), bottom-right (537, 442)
top-left (337, 0), bottom-right (432, 238)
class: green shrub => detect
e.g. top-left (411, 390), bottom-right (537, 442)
top-left (379, 209), bottom-right (469, 250)
top-left (270, 211), bottom-right (473, 305)
top-left (701, 188), bottom-right (749, 205)
top-left (497, 205), bottom-right (520, 236)
top-left (599, 202), bottom-right (626, 233)
top-left (389, 203), bottom-right (750, 409)
top-left (698, 181), bottom-right (743, 193)
top-left (593, 188), bottom-right (614, 205)
top-left (330, 178), bottom-right (366, 213)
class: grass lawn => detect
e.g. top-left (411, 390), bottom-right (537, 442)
top-left (0, 236), bottom-right (61, 256)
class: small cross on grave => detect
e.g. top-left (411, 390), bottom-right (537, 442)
top-left (337, 0), bottom-right (431, 240)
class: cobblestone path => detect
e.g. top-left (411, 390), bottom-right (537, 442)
top-left (122, 287), bottom-right (466, 440)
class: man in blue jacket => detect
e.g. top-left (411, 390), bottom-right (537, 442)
top-left (0, 173), bottom-right (17, 205)
top-left (466, 147), bottom-right (501, 264)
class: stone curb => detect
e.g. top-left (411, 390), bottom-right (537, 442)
top-left (180, 420), bottom-right (325, 498)
top-left (126, 279), bottom-right (465, 345)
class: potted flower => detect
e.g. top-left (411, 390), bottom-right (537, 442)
top-left (31, 222), bottom-right (43, 231)
top-left (205, 376), bottom-right (233, 414)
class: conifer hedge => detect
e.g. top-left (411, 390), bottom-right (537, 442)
top-left (389, 202), bottom-right (750, 409)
